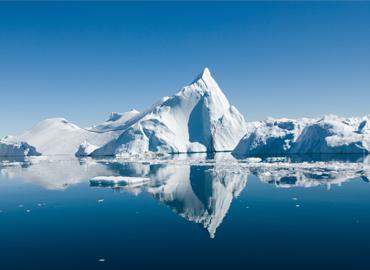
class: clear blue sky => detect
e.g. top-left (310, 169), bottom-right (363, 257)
top-left (1, 2), bottom-right (370, 137)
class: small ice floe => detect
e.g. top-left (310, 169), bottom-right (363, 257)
top-left (98, 199), bottom-right (104, 203)
top-left (292, 197), bottom-right (298, 201)
top-left (26, 209), bottom-right (31, 213)
top-left (245, 157), bottom-right (262, 163)
top-left (245, 206), bottom-right (250, 209)
top-left (295, 204), bottom-right (300, 208)
top-left (90, 176), bottom-right (150, 188)
top-left (18, 204), bottom-right (24, 208)
top-left (98, 259), bottom-right (105, 262)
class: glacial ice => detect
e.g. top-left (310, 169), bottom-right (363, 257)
top-left (0, 68), bottom-right (246, 157)
top-left (0, 140), bottom-right (41, 156)
top-left (0, 68), bottom-right (369, 157)
top-left (233, 115), bottom-right (370, 156)
top-left (91, 68), bottom-right (247, 156)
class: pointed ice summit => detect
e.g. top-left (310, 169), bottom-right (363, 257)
top-left (0, 68), bottom-right (247, 157)
top-left (90, 68), bottom-right (247, 156)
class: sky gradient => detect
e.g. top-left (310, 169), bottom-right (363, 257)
top-left (1, 2), bottom-right (370, 137)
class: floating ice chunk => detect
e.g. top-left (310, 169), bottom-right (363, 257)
top-left (245, 157), bottom-right (262, 163)
top-left (0, 140), bottom-right (41, 157)
top-left (90, 176), bottom-right (150, 187)
top-left (75, 141), bottom-right (99, 157)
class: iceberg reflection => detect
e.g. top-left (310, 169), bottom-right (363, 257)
top-left (0, 154), bottom-right (369, 237)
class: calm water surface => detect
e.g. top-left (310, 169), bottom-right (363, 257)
top-left (0, 154), bottom-right (370, 270)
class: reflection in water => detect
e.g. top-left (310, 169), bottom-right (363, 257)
top-left (90, 161), bottom-right (248, 238)
top-left (1, 154), bottom-right (369, 238)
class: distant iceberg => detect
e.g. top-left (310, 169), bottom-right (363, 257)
top-left (233, 115), bottom-right (370, 156)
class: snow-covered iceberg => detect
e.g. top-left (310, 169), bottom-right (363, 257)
top-left (0, 140), bottom-right (41, 157)
top-left (290, 115), bottom-right (370, 154)
top-left (1, 67), bottom-right (369, 158)
top-left (0, 68), bottom-right (246, 157)
top-left (0, 109), bottom-right (146, 157)
top-left (233, 115), bottom-right (370, 156)
top-left (0, 118), bottom-right (118, 156)
top-left (233, 118), bottom-right (312, 156)
top-left (91, 68), bottom-right (247, 156)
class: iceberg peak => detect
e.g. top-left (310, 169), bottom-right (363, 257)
top-left (199, 67), bottom-right (211, 79)
top-left (191, 67), bottom-right (215, 86)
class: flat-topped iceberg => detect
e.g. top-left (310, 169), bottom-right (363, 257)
top-left (290, 115), bottom-right (370, 154)
top-left (233, 115), bottom-right (370, 156)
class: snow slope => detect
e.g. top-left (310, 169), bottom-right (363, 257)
top-left (91, 68), bottom-right (247, 156)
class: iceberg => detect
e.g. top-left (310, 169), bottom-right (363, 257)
top-left (0, 118), bottom-right (115, 156)
top-left (233, 115), bottom-right (370, 156)
top-left (91, 68), bottom-right (247, 156)
top-left (0, 140), bottom-right (41, 157)
top-left (233, 118), bottom-right (313, 156)
top-left (1, 67), bottom-right (369, 157)
top-left (0, 68), bottom-right (246, 157)
top-left (290, 115), bottom-right (370, 154)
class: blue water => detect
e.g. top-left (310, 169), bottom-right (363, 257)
top-left (0, 156), bottom-right (370, 270)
